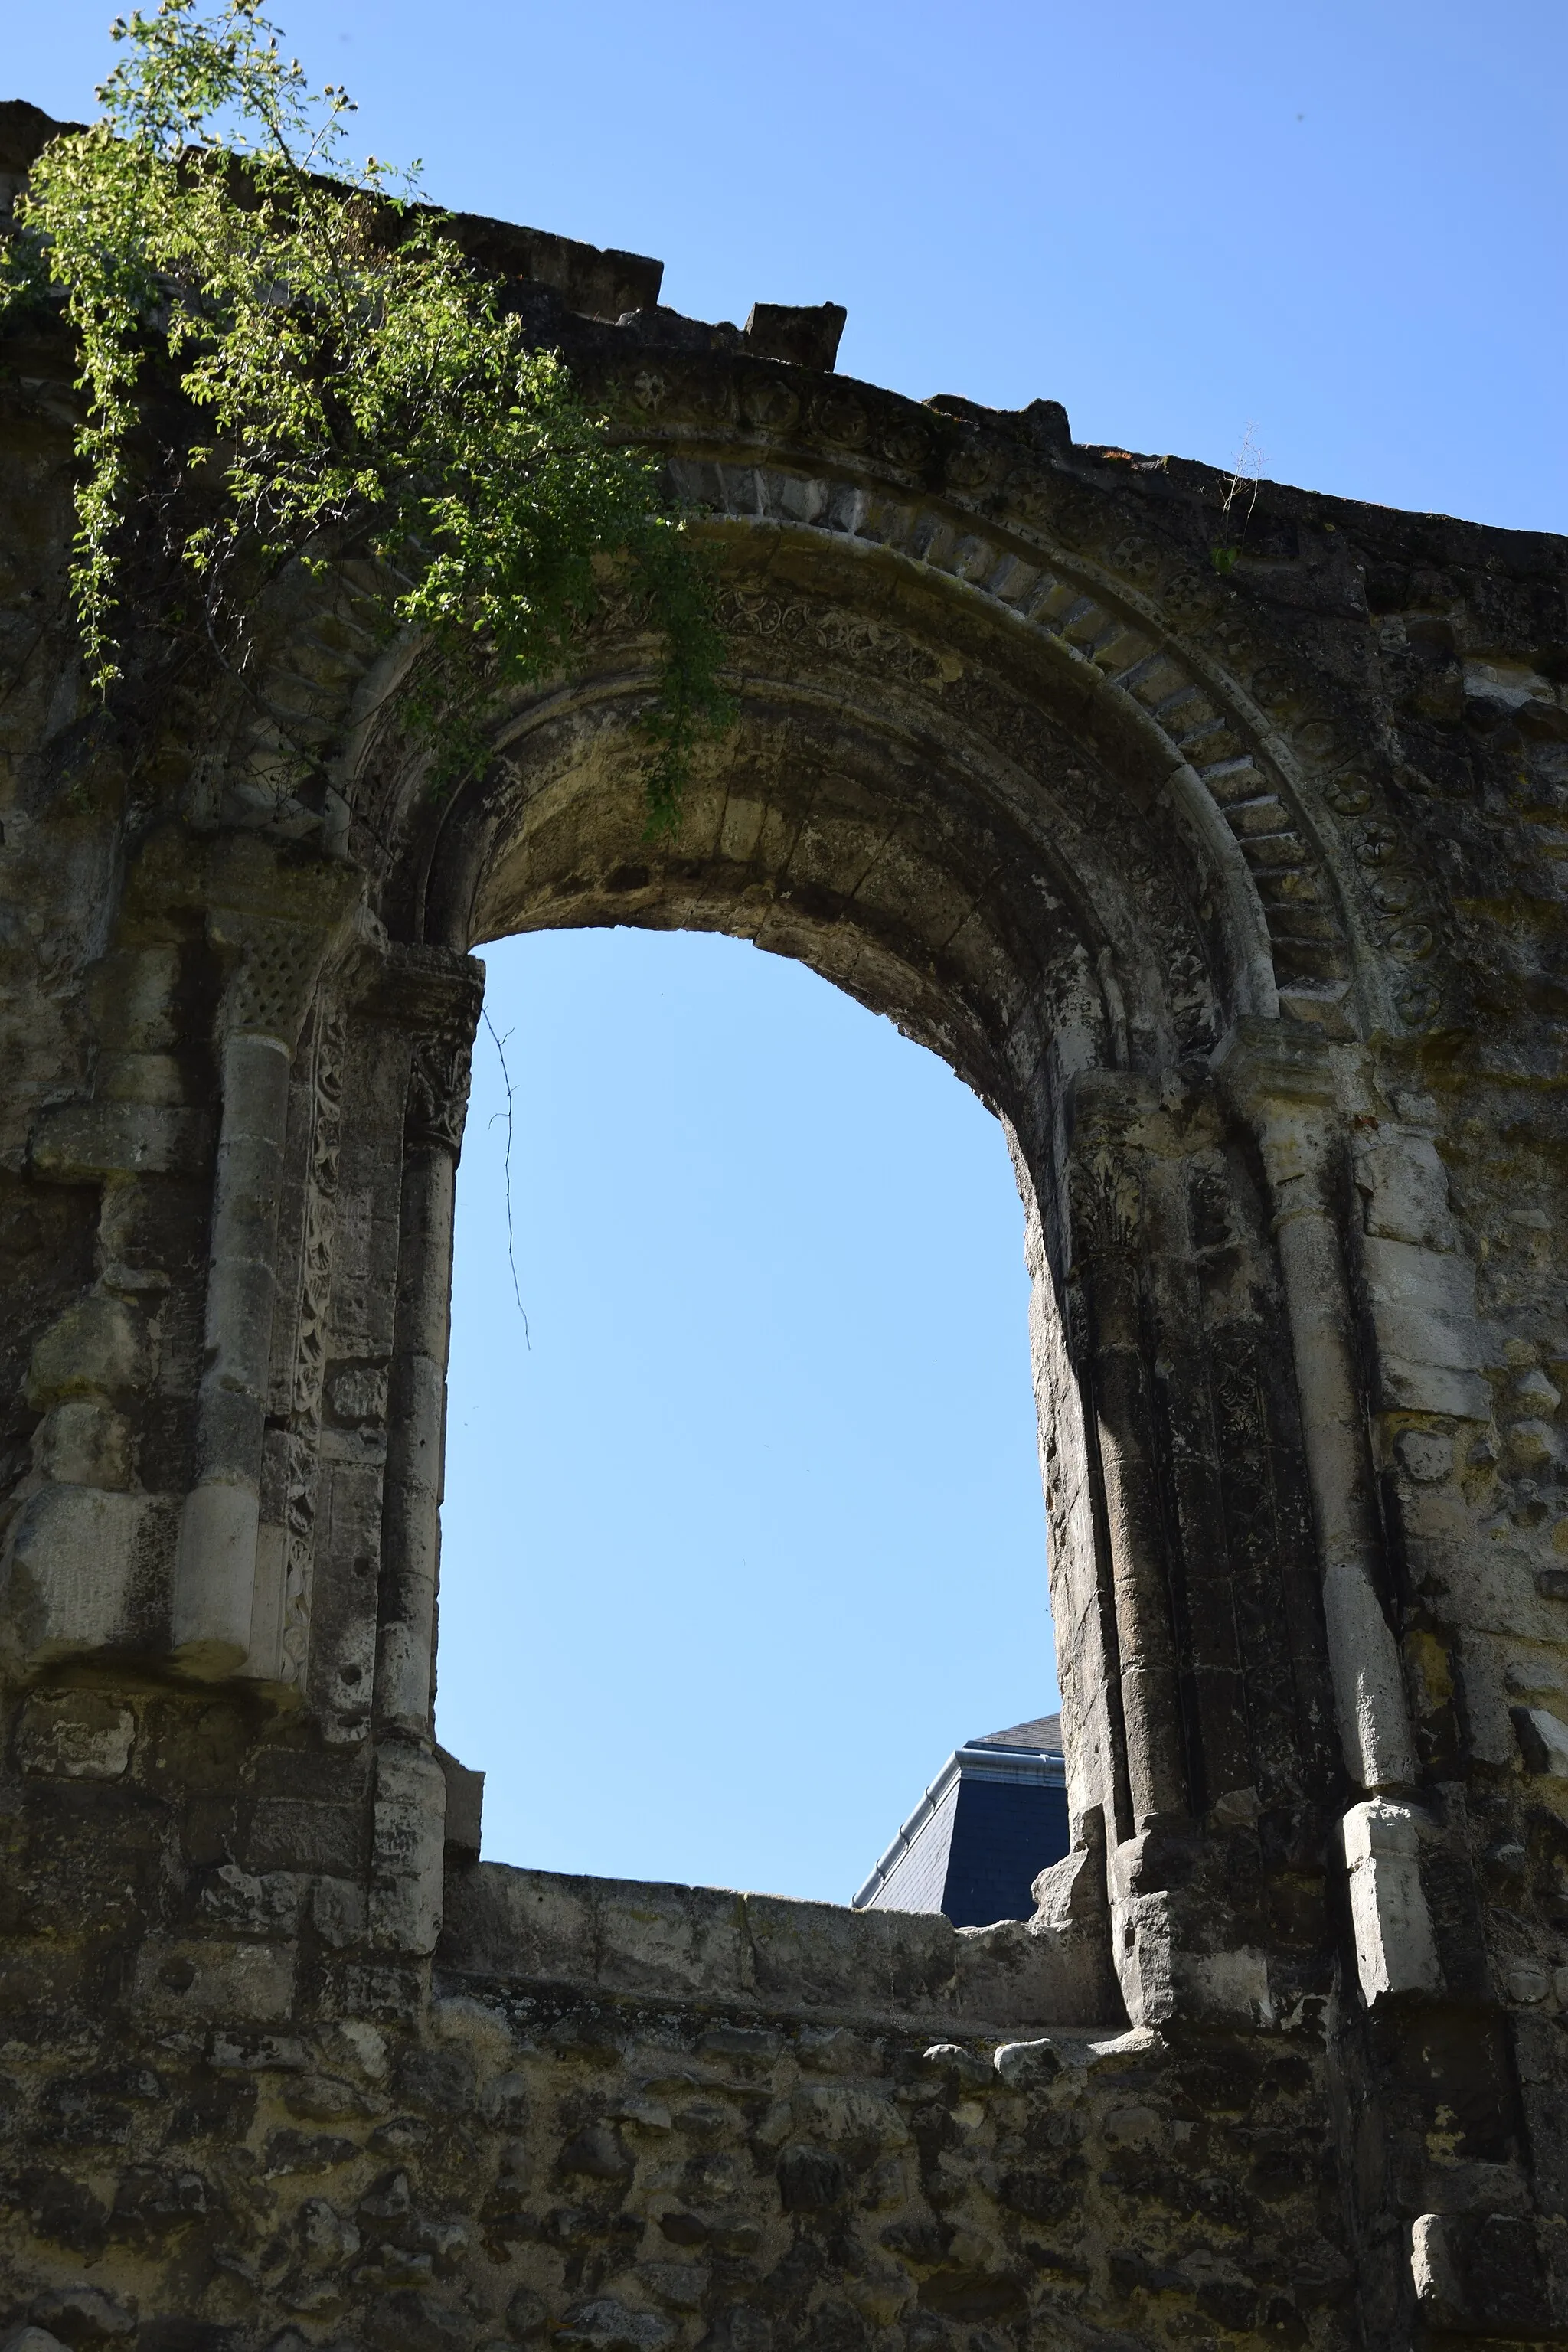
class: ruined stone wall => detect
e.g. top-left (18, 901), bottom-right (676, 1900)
top-left (0, 1792), bottom-right (1352, 2352)
top-left (4, 95), bottom-right (1568, 2349)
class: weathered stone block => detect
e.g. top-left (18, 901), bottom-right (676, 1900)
top-left (370, 1743), bottom-right (446, 1956)
top-left (0, 1484), bottom-right (175, 1663)
top-left (247, 1797), bottom-right (364, 1876)
top-left (746, 1893), bottom-right (952, 2015)
top-left (1377, 1358), bottom-right (1492, 1419)
top-left (36, 1400), bottom-right (134, 1488)
top-left (1341, 1800), bottom-right (1441, 2004)
top-left (26, 1295), bottom-right (149, 1406)
top-left (29, 1102), bottom-right (212, 1181)
top-left (1356, 1132), bottom-right (1456, 1250)
top-left (437, 1744), bottom-right (484, 1862)
top-left (132, 1935), bottom-right (296, 2023)
top-left (1513, 1704), bottom-right (1568, 1779)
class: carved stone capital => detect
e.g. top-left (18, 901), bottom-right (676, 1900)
top-left (368, 942), bottom-right (485, 1034)
top-left (204, 840), bottom-right (364, 1054)
top-left (366, 944), bottom-right (485, 1159)
top-left (1212, 1016), bottom-right (1354, 1205)
top-left (1212, 1014), bottom-right (1341, 1114)
top-left (406, 1031), bottom-right (474, 1155)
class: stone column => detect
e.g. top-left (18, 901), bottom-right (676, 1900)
top-left (1217, 1019), bottom-right (1438, 2003)
top-left (374, 1014), bottom-right (479, 1738)
top-left (368, 950), bottom-right (483, 1959)
top-left (172, 852), bottom-right (363, 1677)
top-left (1067, 1075), bottom-right (1190, 1834)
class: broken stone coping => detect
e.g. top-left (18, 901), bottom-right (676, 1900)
top-left (439, 1861), bottom-right (1122, 2037)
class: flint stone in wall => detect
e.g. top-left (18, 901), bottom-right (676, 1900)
top-left (557, 2300), bottom-right (675, 2350)
top-left (787, 2084), bottom-right (910, 2146)
top-left (635, 2265), bottom-right (708, 2311)
top-left (361, 2290), bottom-right (470, 2350)
top-left (28, 2286), bottom-right (136, 2342)
top-left (992, 2037), bottom-right (1062, 2089)
top-left (1410, 2210), bottom-right (1560, 2336)
top-left (15, 1691), bottom-right (135, 1779)
top-left (795, 2024), bottom-right (873, 2073)
top-left (1513, 1704), bottom-right (1568, 1779)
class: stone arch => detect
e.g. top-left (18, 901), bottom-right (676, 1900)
top-left (2, 321), bottom-right (1442, 2041)
top-left (296, 498), bottom-right (1407, 2035)
top-left (219, 351), bottom-right (1449, 1053)
top-left (400, 664), bottom-right (1350, 1903)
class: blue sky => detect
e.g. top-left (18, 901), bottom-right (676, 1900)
top-left (13, 0), bottom-right (1564, 1897)
top-left (443, 932), bottom-right (1044, 1898)
top-left (15, 0), bottom-right (1566, 532)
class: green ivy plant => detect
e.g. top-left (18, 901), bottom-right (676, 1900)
top-left (4, 0), bottom-right (730, 826)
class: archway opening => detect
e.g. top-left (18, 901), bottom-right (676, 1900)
top-left (435, 926), bottom-right (1056, 1903)
top-left (400, 542), bottom-right (1266, 1903)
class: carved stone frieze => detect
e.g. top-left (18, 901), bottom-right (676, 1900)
top-left (273, 997), bottom-right (349, 1687)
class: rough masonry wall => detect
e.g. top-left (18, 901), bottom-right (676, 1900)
top-left (0, 1793), bottom-right (1354, 2352)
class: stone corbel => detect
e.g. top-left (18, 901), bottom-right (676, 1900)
top-left (170, 847), bottom-right (364, 1677)
top-left (1216, 1018), bottom-right (1436, 2005)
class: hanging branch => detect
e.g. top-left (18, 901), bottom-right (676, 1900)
top-left (4, 0), bottom-right (733, 822)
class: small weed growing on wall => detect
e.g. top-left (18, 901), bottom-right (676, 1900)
top-left (1210, 423), bottom-right (1263, 574)
top-left (3, 0), bottom-right (730, 822)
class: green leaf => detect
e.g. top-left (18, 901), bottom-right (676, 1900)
top-left (22, 0), bottom-right (729, 815)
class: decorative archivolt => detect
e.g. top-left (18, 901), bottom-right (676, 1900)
top-left (205, 348), bottom-right (1448, 1038)
top-left (468, 586), bottom-right (1231, 1078)
top-left (626, 356), bottom-right (1447, 1035)
top-left (657, 448), bottom-right (1445, 1034)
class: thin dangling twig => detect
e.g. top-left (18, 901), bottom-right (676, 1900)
top-left (483, 1006), bottom-right (531, 1348)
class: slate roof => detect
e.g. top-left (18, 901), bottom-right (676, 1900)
top-left (973, 1714), bottom-right (1063, 1751)
top-left (851, 1712), bottom-right (1070, 1925)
